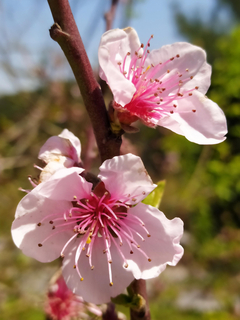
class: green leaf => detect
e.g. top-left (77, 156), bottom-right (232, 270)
top-left (142, 180), bottom-right (166, 208)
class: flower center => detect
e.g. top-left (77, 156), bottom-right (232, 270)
top-left (37, 191), bottom-right (151, 286)
top-left (116, 35), bottom-right (198, 126)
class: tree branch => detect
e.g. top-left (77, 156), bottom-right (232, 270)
top-left (105, 0), bottom-right (119, 31)
top-left (47, 0), bottom-right (122, 162)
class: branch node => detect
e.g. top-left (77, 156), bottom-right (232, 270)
top-left (49, 22), bottom-right (69, 41)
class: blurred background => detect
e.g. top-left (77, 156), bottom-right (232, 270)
top-left (1, 0), bottom-right (240, 319)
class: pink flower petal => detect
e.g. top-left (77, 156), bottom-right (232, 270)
top-left (123, 203), bottom-right (184, 279)
top-left (62, 236), bottom-right (134, 304)
top-left (145, 42), bottom-right (211, 95)
top-left (39, 129), bottom-right (81, 164)
top-left (99, 28), bottom-right (139, 106)
top-left (36, 167), bottom-right (92, 202)
top-left (159, 90), bottom-right (227, 144)
top-left (12, 192), bottom-right (73, 263)
top-left (58, 129), bottom-right (81, 162)
top-left (98, 28), bottom-right (227, 144)
top-left (98, 154), bottom-right (156, 204)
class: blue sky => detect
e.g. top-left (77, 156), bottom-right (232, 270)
top-left (0, 0), bottom-right (218, 94)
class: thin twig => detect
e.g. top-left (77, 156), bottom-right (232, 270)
top-left (47, 0), bottom-right (122, 162)
top-left (105, 0), bottom-right (119, 31)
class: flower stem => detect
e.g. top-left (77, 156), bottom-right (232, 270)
top-left (130, 279), bottom-right (151, 320)
top-left (47, 0), bottom-right (122, 162)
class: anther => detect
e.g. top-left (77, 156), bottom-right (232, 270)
top-left (192, 110), bottom-right (196, 113)
top-left (137, 245), bottom-right (141, 248)
top-left (190, 76), bottom-right (193, 79)
top-left (179, 74), bottom-right (182, 77)
top-left (82, 247), bottom-right (85, 251)
top-left (130, 250), bottom-right (133, 254)
top-left (61, 253), bottom-right (64, 258)
top-left (37, 222), bottom-right (41, 226)
top-left (147, 50), bottom-right (150, 54)
top-left (38, 243), bottom-right (42, 247)
top-left (49, 220), bottom-right (53, 224)
top-left (135, 51), bottom-right (138, 56)
top-left (186, 68), bottom-right (189, 72)
top-left (189, 93), bottom-right (192, 96)
top-left (117, 62), bottom-right (121, 65)
top-left (170, 111), bottom-right (174, 114)
top-left (52, 226), bottom-right (55, 230)
top-left (108, 260), bottom-right (112, 264)
top-left (123, 71), bottom-right (127, 75)
top-left (176, 54), bottom-right (180, 58)
top-left (154, 93), bottom-right (158, 97)
top-left (110, 282), bottom-right (113, 286)
top-left (86, 254), bottom-right (90, 257)
top-left (173, 104), bottom-right (177, 108)
top-left (142, 191), bottom-right (146, 195)
top-left (80, 277), bottom-right (84, 281)
top-left (147, 234), bottom-right (151, 237)
top-left (195, 86), bottom-right (199, 89)
top-left (73, 196), bottom-right (77, 200)
top-left (104, 191), bottom-right (109, 195)
top-left (148, 258), bottom-right (152, 262)
top-left (170, 57), bottom-right (174, 61)
top-left (73, 265), bottom-right (76, 269)
top-left (124, 263), bottom-right (129, 268)
top-left (91, 266), bottom-right (94, 270)
top-left (151, 34), bottom-right (154, 38)
top-left (141, 43), bottom-right (144, 48)
top-left (120, 242), bottom-right (123, 246)
top-left (127, 52), bottom-right (130, 56)
top-left (167, 69), bottom-right (170, 73)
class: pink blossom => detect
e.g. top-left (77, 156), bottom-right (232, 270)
top-left (38, 129), bottom-right (81, 183)
top-left (12, 154), bottom-right (183, 304)
top-left (98, 27), bottom-right (227, 144)
top-left (45, 272), bottom-right (102, 320)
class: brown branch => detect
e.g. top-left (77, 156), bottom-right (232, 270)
top-left (104, 0), bottom-right (119, 31)
top-left (47, 0), bottom-right (122, 162)
top-left (130, 280), bottom-right (151, 320)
